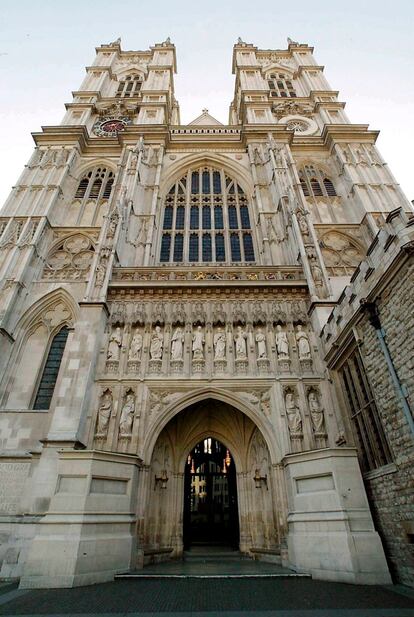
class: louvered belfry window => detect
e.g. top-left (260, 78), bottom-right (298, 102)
top-left (159, 167), bottom-right (255, 264)
top-left (33, 327), bottom-right (70, 410)
top-left (299, 165), bottom-right (337, 198)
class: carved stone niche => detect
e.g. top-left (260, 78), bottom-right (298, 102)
top-left (94, 388), bottom-right (113, 443)
top-left (148, 325), bottom-right (164, 374)
top-left (275, 323), bottom-right (291, 373)
top-left (306, 386), bottom-right (327, 449)
top-left (106, 326), bottom-right (123, 373)
top-left (117, 388), bottom-right (136, 452)
top-left (127, 326), bottom-right (143, 373)
top-left (295, 324), bottom-right (313, 373)
top-left (170, 324), bottom-right (185, 374)
top-left (283, 386), bottom-right (303, 454)
top-left (213, 325), bottom-right (227, 373)
top-left (255, 327), bottom-right (270, 374)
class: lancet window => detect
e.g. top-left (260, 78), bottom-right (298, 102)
top-left (338, 347), bottom-right (392, 472)
top-left (115, 74), bottom-right (143, 98)
top-left (267, 73), bottom-right (296, 98)
top-left (33, 327), bottom-right (70, 410)
top-left (159, 167), bottom-right (255, 264)
top-left (299, 165), bottom-right (337, 198)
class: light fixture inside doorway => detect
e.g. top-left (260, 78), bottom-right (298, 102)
top-left (155, 469), bottom-right (168, 489)
top-left (253, 468), bottom-right (267, 489)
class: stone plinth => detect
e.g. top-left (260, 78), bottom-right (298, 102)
top-left (19, 450), bottom-right (142, 589)
top-left (283, 447), bottom-right (391, 585)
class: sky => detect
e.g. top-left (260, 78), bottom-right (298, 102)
top-left (0, 0), bottom-right (413, 207)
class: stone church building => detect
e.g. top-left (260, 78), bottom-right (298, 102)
top-left (0, 37), bottom-right (413, 589)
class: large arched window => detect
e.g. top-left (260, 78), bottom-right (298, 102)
top-left (159, 167), bottom-right (256, 264)
top-left (74, 167), bottom-right (114, 201)
top-left (33, 326), bottom-right (70, 410)
top-left (116, 74), bottom-right (143, 98)
top-left (267, 73), bottom-right (296, 98)
top-left (299, 165), bottom-right (337, 198)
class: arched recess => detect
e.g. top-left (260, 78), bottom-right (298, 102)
top-left (142, 397), bottom-right (283, 557)
top-left (65, 159), bottom-right (117, 227)
top-left (2, 289), bottom-right (78, 410)
top-left (142, 388), bottom-right (281, 466)
top-left (159, 153), bottom-right (254, 199)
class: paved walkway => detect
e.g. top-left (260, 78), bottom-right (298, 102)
top-left (0, 577), bottom-right (414, 617)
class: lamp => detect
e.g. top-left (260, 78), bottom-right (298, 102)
top-left (155, 469), bottom-right (168, 489)
top-left (253, 468), bottom-right (267, 489)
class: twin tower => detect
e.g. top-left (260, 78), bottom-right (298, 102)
top-left (0, 37), bottom-right (413, 588)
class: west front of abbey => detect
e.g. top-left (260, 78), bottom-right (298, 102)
top-left (0, 37), bottom-right (413, 589)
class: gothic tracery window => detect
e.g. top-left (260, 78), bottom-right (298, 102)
top-left (33, 327), bottom-right (70, 410)
top-left (267, 73), bottom-right (296, 98)
top-left (116, 74), bottom-right (143, 98)
top-left (299, 165), bottom-right (337, 198)
top-left (159, 167), bottom-right (256, 264)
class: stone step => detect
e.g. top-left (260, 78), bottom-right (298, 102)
top-left (184, 550), bottom-right (249, 562)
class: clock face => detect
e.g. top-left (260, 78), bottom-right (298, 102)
top-left (101, 120), bottom-right (125, 133)
top-left (92, 115), bottom-right (131, 137)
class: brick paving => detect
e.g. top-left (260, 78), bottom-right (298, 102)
top-left (0, 578), bottom-right (413, 616)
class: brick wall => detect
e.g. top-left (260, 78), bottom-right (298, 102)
top-left (357, 258), bottom-right (414, 586)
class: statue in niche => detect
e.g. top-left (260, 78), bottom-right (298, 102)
top-left (235, 326), bottom-right (247, 359)
top-left (255, 328), bottom-right (268, 359)
top-left (95, 256), bottom-right (108, 287)
top-left (40, 149), bottom-right (56, 168)
top-left (150, 326), bottom-right (164, 360)
top-left (296, 211), bottom-right (310, 237)
top-left (192, 326), bottom-right (205, 360)
top-left (107, 210), bottom-right (119, 238)
top-left (311, 262), bottom-right (323, 287)
top-left (171, 326), bottom-right (184, 361)
top-left (308, 389), bottom-right (325, 433)
top-left (95, 390), bottom-right (113, 437)
top-left (275, 325), bottom-right (289, 358)
top-left (296, 325), bottom-right (311, 359)
top-left (253, 147), bottom-right (263, 165)
top-left (213, 327), bottom-right (226, 360)
top-left (356, 148), bottom-right (369, 165)
top-left (135, 218), bottom-right (148, 247)
top-left (119, 391), bottom-right (136, 437)
top-left (107, 327), bottom-right (122, 361)
top-left (285, 390), bottom-right (302, 435)
top-left (128, 328), bottom-right (143, 361)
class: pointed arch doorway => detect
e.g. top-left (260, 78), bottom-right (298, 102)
top-left (183, 438), bottom-right (239, 550)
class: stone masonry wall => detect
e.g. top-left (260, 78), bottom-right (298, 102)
top-left (357, 258), bottom-right (414, 586)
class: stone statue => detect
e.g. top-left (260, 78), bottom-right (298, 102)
top-left (96, 390), bottom-right (112, 437)
top-left (171, 327), bottom-right (184, 361)
top-left (213, 327), bottom-right (226, 360)
top-left (285, 391), bottom-right (302, 435)
top-left (235, 326), bottom-right (247, 359)
top-left (192, 326), bottom-right (205, 359)
top-left (119, 392), bottom-right (135, 437)
top-left (255, 328), bottom-right (267, 359)
top-left (150, 326), bottom-right (164, 360)
top-left (297, 211), bottom-right (309, 236)
top-left (275, 325), bottom-right (289, 358)
top-left (308, 390), bottom-right (325, 433)
top-left (128, 329), bottom-right (143, 361)
top-left (107, 327), bottom-right (122, 361)
top-left (296, 325), bottom-right (311, 359)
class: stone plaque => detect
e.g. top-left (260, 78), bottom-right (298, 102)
top-left (0, 461), bottom-right (30, 514)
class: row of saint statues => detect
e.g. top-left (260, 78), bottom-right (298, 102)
top-left (107, 323), bottom-right (312, 364)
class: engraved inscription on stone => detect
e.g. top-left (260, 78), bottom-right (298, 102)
top-left (0, 462), bottom-right (30, 514)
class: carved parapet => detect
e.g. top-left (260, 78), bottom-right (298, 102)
top-left (148, 358), bottom-right (163, 374)
top-left (126, 360), bottom-right (141, 373)
top-left (257, 357), bottom-right (270, 373)
top-left (170, 359), bottom-right (184, 374)
top-left (277, 356), bottom-right (291, 373)
top-left (213, 359), bottom-right (227, 373)
top-left (105, 360), bottom-right (119, 374)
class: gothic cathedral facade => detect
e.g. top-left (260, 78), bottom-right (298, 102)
top-left (0, 38), bottom-right (413, 589)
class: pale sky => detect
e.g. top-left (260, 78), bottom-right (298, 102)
top-left (0, 0), bottom-right (413, 207)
